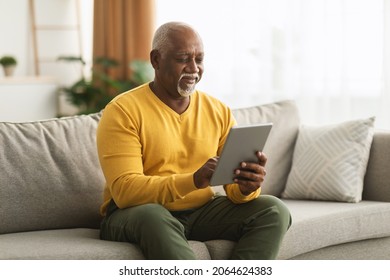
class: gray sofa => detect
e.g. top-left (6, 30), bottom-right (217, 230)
top-left (1, 100), bottom-right (390, 260)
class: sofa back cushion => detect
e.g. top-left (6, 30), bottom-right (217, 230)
top-left (232, 100), bottom-right (300, 196)
top-left (0, 113), bottom-right (105, 234)
top-left (363, 130), bottom-right (390, 201)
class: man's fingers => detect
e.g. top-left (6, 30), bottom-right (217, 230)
top-left (256, 151), bottom-right (267, 166)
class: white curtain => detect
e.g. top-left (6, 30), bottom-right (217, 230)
top-left (156, 0), bottom-right (390, 129)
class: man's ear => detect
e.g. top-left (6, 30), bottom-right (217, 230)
top-left (150, 50), bottom-right (160, 70)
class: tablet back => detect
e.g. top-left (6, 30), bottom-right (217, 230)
top-left (210, 123), bottom-right (273, 186)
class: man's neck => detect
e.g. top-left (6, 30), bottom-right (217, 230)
top-left (149, 82), bottom-right (190, 115)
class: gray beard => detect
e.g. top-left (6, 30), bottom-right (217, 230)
top-left (177, 83), bottom-right (196, 97)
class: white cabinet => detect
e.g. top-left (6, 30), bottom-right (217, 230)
top-left (0, 76), bottom-right (58, 122)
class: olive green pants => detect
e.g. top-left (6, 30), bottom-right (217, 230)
top-left (100, 195), bottom-right (291, 260)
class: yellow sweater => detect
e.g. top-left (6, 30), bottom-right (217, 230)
top-left (97, 83), bottom-right (260, 215)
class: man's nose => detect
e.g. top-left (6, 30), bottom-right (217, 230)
top-left (185, 59), bottom-right (200, 73)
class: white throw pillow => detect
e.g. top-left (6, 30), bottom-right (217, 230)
top-left (282, 117), bottom-right (375, 202)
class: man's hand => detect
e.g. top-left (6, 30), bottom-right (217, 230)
top-left (234, 151), bottom-right (267, 196)
top-left (193, 156), bottom-right (219, 188)
top-left (193, 152), bottom-right (267, 194)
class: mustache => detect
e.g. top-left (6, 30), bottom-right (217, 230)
top-left (180, 73), bottom-right (200, 82)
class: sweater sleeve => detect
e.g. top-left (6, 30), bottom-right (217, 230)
top-left (224, 183), bottom-right (261, 204)
top-left (96, 102), bottom-right (198, 209)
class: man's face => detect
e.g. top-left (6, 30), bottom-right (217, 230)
top-left (154, 28), bottom-right (204, 98)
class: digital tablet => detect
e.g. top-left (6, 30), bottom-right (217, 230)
top-left (209, 123), bottom-right (273, 186)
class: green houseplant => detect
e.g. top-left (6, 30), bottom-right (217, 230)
top-left (0, 55), bottom-right (17, 76)
top-left (58, 56), bottom-right (153, 115)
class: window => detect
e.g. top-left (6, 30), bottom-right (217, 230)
top-left (156, 0), bottom-right (390, 128)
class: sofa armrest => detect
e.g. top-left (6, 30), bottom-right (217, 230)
top-left (363, 130), bottom-right (390, 202)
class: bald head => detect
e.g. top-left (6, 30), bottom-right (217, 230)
top-left (152, 22), bottom-right (203, 54)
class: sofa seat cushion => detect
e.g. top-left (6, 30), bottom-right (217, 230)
top-left (278, 200), bottom-right (390, 259)
top-left (290, 236), bottom-right (390, 259)
top-left (0, 228), bottom-right (211, 260)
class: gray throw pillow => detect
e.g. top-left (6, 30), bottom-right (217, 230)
top-left (232, 100), bottom-right (300, 197)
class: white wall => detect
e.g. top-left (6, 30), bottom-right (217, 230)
top-left (0, 0), bottom-right (31, 77)
top-left (0, 77), bottom-right (58, 121)
top-left (0, 0), bottom-right (93, 116)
